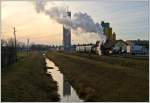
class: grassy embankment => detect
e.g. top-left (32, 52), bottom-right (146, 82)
top-left (71, 53), bottom-right (149, 72)
top-left (17, 51), bottom-right (28, 60)
top-left (2, 52), bottom-right (59, 102)
top-left (47, 52), bottom-right (149, 102)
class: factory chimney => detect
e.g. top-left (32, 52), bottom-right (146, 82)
top-left (63, 11), bottom-right (71, 52)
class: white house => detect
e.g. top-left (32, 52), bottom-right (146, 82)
top-left (112, 40), bottom-right (130, 54)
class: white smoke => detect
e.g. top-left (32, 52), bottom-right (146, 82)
top-left (96, 23), bottom-right (106, 43)
top-left (35, 0), bottom-right (47, 13)
top-left (71, 12), bottom-right (97, 33)
top-left (45, 6), bottom-right (71, 28)
top-left (34, 0), bottom-right (106, 44)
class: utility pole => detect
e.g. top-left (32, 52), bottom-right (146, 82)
top-left (13, 27), bottom-right (17, 61)
top-left (27, 38), bottom-right (30, 56)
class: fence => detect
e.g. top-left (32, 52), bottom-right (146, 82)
top-left (2, 46), bottom-right (17, 68)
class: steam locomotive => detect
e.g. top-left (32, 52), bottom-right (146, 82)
top-left (75, 40), bottom-right (115, 55)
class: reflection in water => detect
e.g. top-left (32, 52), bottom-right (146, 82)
top-left (45, 58), bottom-right (83, 102)
top-left (63, 77), bottom-right (71, 97)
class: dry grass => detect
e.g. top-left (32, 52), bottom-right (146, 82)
top-left (1, 51), bottom-right (59, 102)
top-left (47, 52), bottom-right (149, 102)
top-left (71, 53), bottom-right (149, 72)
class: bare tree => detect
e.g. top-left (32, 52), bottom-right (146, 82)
top-left (1, 39), bottom-right (7, 47)
top-left (7, 38), bottom-right (15, 47)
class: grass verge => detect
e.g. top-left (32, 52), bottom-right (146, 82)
top-left (71, 53), bottom-right (149, 72)
top-left (17, 51), bottom-right (28, 60)
top-left (2, 51), bottom-right (59, 102)
top-left (47, 52), bottom-right (149, 102)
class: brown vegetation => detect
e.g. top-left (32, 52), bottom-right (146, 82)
top-left (47, 52), bottom-right (149, 102)
top-left (1, 52), bottom-right (59, 102)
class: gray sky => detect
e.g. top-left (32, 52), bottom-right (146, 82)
top-left (1, 0), bottom-right (149, 45)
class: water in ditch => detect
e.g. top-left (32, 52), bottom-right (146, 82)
top-left (45, 57), bottom-right (83, 102)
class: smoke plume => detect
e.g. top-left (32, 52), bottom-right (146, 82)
top-left (35, 0), bottom-right (106, 43)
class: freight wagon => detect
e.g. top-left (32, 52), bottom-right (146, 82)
top-left (75, 41), bottom-right (101, 55)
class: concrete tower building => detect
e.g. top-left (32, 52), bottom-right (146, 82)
top-left (63, 11), bottom-right (71, 52)
top-left (101, 21), bottom-right (113, 40)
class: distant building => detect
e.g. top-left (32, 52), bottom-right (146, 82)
top-left (126, 40), bottom-right (149, 55)
top-left (126, 40), bottom-right (149, 48)
top-left (63, 11), bottom-right (71, 52)
top-left (131, 45), bottom-right (148, 55)
top-left (112, 40), bottom-right (130, 54)
top-left (101, 21), bottom-right (113, 41)
top-left (112, 39), bottom-right (149, 55)
top-left (100, 21), bottom-right (117, 55)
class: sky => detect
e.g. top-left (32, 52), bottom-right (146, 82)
top-left (1, 0), bottom-right (149, 45)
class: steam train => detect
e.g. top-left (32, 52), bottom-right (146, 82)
top-left (75, 40), bottom-right (115, 55)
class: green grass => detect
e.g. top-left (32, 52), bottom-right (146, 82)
top-left (17, 51), bottom-right (28, 60)
top-left (71, 53), bottom-right (149, 72)
top-left (2, 52), bottom-right (59, 102)
top-left (47, 52), bottom-right (149, 102)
